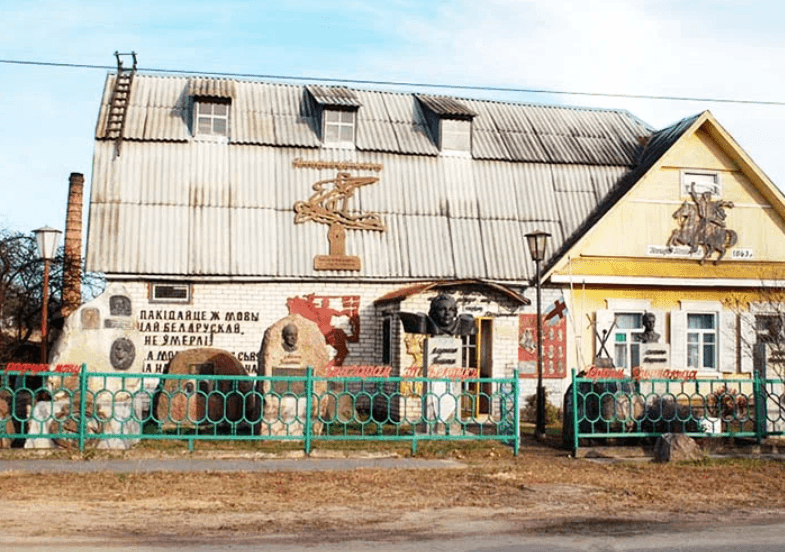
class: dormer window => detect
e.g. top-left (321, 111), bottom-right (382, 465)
top-left (305, 85), bottom-right (362, 148)
top-left (195, 99), bottom-right (230, 137)
top-left (187, 77), bottom-right (235, 140)
top-left (416, 94), bottom-right (475, 154)
top-left (323, 109), bottom-right (356, 146)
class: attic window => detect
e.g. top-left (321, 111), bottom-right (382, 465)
top-left (681, 170), bottom-right (721, 196)
top-left (194, 98), bottom-right (230, 138)
top-left (415, 94), bottom-right (475, 154)
top-left (440, 119), bottom-right (471, 152)
top-left (323, 109), bottom-right (356, 146)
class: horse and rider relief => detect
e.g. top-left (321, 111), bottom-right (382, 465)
top-left (667, 184), bottom-right (738, 264)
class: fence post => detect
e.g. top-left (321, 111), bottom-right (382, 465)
top-left (571, 369), bottom-right (579, 455)
top-left (754, 369), bottom-right (765, 444)
top-left (513, 369), bottom-right (520, 456)
top-left (78, 363), bottom-right (88, 454)
top-left (304, 366), bottom-right (313, 456)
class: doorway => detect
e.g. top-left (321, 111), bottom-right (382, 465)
top-left (461, 318), bottom-right (493, 418)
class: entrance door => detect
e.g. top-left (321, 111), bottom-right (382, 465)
top-left (461, 318), bottom-right (493, 417)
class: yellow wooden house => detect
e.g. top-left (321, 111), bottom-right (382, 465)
top-left (544, 110), bottom-right (785, 379)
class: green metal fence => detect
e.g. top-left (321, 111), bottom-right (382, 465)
top-left (567, 369), bottom-right (785, 452)
top-left (0, 366), bottom-right (520, 455)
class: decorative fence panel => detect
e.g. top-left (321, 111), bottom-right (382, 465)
top-left (567, 369), bottom-right (785, 452)
top-left (0, 366), bottom-right (520, 455)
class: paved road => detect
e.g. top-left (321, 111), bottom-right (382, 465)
top-left (3, 519), bottom-right (785, 551)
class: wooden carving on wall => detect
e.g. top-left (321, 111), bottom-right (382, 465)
top-left (293, 161), bottom-right (385, 271)
top-left (667, 184), bottom-right (737, 264)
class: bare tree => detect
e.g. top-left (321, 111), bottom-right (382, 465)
top-left (0, 226), bottom-right (104, 364)
top-left (725, 276), bottom-right (785, 380)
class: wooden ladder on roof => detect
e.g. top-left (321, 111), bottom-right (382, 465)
top-left (106, 51), bottom-right (137, 156)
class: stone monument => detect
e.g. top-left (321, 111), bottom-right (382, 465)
top-left (397, 293), bottom-right (474, 433)
top-left (258, 314), bottom-right (331, 436)
top-left (155, 348), bottom-right (255, 431)
top-left (25, 283), bottom-right (147, 449)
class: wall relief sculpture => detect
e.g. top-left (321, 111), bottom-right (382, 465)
top-left (667, 184), bottom-right (737, 264)
top-left (293, 162), bottom-right (385, 271)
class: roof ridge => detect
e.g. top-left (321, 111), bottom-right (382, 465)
top-left (117, 72), bottom-right (652, 117)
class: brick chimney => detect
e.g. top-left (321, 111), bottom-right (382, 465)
top-left (61, 172), bottom-right (84, 317)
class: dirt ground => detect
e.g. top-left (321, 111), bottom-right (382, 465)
top-left (2, 437), bottom-right (785, 545)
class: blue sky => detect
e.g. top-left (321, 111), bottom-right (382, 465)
top-left (2, 0), bottom-right (784, 235)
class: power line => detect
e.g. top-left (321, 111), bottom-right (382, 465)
top-left (2, 57), bottom-right (784, 107)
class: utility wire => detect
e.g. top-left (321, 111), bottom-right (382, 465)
top-left (2, 57), bottom-right (784, 107)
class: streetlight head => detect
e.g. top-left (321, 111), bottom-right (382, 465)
top-left (33, 226), bottom-right (62, 261)
top-left (525, 230), bottom-right (551, 262)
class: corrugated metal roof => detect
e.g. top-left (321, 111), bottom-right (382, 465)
top-left (306, 85), bottom-right (362, 108)
top-left (87, 74), bottom-right (665, 283)
top-left (188, 77), bottom-right (235, 98)
top-left (416, 94), bottom-right (476, 118)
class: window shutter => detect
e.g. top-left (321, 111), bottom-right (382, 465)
top-left (739, 312), bottom-right (756, 374)
top-left (594, 310), bottom-right (616, 361)
top-left (719, 310), bottom-right (738, 373)
top-left (670, 311), bottom-right (687, 368)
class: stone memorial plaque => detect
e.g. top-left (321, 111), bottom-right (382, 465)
top-left (640, 343), bottom-right (670, 367)
top-left (110, 337), bottom-right (136, 371)
top-left (109, 295), bottom-right (132, 316)
top-left (81, 308), bottom-right (100, 330)
top-left (424, 336), bottom-right (461, 374)
top-left (271, 367), bottom-right (306, 394)
top-left (104, 319), bottom-right (134, 329)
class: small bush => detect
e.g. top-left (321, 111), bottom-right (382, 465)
top-left (521, 390), bottom-right (561, 425)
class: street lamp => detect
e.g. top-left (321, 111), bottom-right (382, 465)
top-left (526, 229), bottom-right (550, 441)
top-left (33, 226), bottom-right (61, 364)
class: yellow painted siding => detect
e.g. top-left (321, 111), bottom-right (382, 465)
top-left (571, 126), bottom-right (785, 266)
top-left (567, 285), bottom-right (765, 371)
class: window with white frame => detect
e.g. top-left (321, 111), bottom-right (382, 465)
top-left (681, 169), bottom-right (721, 196)
top-left (596, 300), bottom-right (659, 372)
top-left (613, 312), bottom-right (644, 370)
top-left (323, 109), bottom-right (355, 146)
top-left (194, 99), bottom-right (230, 137)
top-left (687, 313), bottom-right (717, 369)
top-left (671, 301), bottom-right (735, 372)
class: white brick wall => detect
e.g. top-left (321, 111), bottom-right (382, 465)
top-left (119, 279), bottom-right (574, 418)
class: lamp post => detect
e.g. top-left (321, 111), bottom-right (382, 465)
top-left (33, 226), bottom-right (61, 364)
top-left (526, 229), bottom-right (550, 441)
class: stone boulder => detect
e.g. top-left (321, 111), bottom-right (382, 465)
top-left (156, 348), bottom-right (256, 431)
top-left (653, 433), bottom-right (704, 463)
top-left (257, 314), bottom-right (331, 436)
top-left (26, 283), bottom-right (147, 449)
top-left (48, 283), bottom-right (145, 398)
